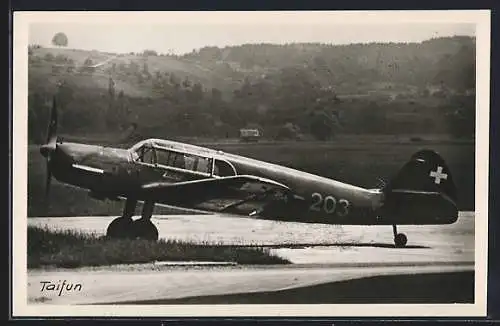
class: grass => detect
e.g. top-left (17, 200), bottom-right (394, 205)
top-left (27, 226), bottom-right (290, 268)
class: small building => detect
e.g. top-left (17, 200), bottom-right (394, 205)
top-left (239, 128), bottom-right (261, 142)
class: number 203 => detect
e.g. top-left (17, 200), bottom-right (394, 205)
top-left (310, 193), bottom-right (350, 216)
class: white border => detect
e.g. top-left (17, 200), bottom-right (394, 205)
top-left (12, 10), bottom-right (490, 317)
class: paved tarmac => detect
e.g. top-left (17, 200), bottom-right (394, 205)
top-left (27, 211), bottom-right (474, 305)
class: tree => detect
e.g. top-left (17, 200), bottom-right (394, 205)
top-left (142, 62), bottom-right (150, 75)
top-left (57, 80), bottom-right (75, 109)
top-left (309, 111), bottom-right (336, 141)
top-left (445, 96), bottom-right (475, 138)
top-left (211, 87), bottom-right (222, 102)
top-left (52, 32), bottom-right (68, 47)
top-left (44, 53), bottom-right (55, 62)
top-left (28, 44), bottom-right (41, 56)
top-left (83, 57), bottom-right (93, 66)
top-left (276, 122), bottom-right (301, 140)
top-left (108, 77), bottom-right (116, 99)
top-left (191, 82), bottom-right (204, 103)
top-left (356, 101), bottom-right (387, 133)
top-left (142, 49), bottom-right (158, 56)
top-left (169, 73), bottom-right (180, 87)
top-left (182, 77), bottom-right (192, 89)
top-left (55, 54), bottom-right (69, 64)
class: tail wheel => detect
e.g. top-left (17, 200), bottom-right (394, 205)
top-left (394, 233), bottom-right (408, 248)
top-left (132, 219), bottom-right (159, 241)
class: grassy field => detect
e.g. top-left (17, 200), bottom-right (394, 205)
top-left (28, 226), bottom-right (289, 268)
top-left (30, 47), bottom-right (234, 97)
top-left (27, 137), bottom-right (475, 217)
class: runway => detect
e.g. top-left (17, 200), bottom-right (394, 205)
top-left (27, 211), bottom-right (474, 305)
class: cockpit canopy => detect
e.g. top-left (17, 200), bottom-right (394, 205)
top-left (129, 139), bottom-right (237, 177)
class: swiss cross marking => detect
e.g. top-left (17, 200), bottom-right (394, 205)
top-left (429, 166), bottom-right (448, 185)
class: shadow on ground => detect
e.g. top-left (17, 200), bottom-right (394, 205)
top-left (232, 243), bottom-right (430, 249)
top-left (110, 271), bottom-right (473, 305)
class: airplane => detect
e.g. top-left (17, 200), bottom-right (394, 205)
top-left (39, 97), bottom-right (459, 247)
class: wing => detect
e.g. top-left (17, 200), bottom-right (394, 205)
top-left (139, 175), bottom-right (293, 215)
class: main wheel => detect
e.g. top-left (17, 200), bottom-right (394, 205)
top-left (132, 219), bottom-right (159, 241)
top-left (394, 233), bottom-right (408, 248)
top-left (106, 217), bottom-right (134, 239)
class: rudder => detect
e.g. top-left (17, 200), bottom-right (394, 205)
top-left (382, 149), bottom-right (458, 224)
top-left (391, 149), bottom-right (457, 202)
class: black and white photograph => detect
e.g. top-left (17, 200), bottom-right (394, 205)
top-left (12, 10), bottom-right (490, 317)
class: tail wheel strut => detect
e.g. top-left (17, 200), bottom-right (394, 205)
top-left (392, 224), bottom-right (408, 248)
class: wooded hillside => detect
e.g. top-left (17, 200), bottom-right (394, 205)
top-left (27, 36), bottom-right (475, 143)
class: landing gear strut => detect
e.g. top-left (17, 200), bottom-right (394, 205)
top-left (392, 224), bottom-right (407, 248)
top-left (133, 201), bottom-right (158, 241)
top-left (106, 198), bottom-right (159, 241)
top-left (106, 198), bottom-right (136, 239)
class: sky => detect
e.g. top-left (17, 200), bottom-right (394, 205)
top-left (27, 15), bottom-right (476, 55)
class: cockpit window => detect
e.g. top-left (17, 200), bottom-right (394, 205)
top-left (133, 144), bottom-right (156, 164)
top-left (196, 157), bottom-right (211, 174)
top-left (143, 147), bottom-right (156, 164)
top-left (213, 159), bottom-right (237, 177)
top-left (156, 150), bottom-right (171, 166)
top-left (155, 147), bottom-right (212, 175)
top-left (184, 154), bottom-right (196, 170)
top-left (132, 142), bottom-right (215, 176)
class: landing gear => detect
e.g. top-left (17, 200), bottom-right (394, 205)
top-left (106, 197), bottom-right (137, 239)
top-left (132, 201), bottom-right (158, 241)
top-left (392, 224), bottom-right (408, 248)
top-left (132, 219), bottom-right (159, 241)
top-left (106, 216), bottom-right (134, 239)
top-left (106, 198), bottom-right (159, 241)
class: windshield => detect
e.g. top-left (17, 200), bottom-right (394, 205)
top-left (132, 143), bottom-right (156, 164)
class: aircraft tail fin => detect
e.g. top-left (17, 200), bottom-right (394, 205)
top-left (388, 149), bottom-right (457, 201)
top-left (382, 149), bottom-right (458, 224)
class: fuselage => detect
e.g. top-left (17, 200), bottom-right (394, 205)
top-left (46, 138), bottom-right (456, 225)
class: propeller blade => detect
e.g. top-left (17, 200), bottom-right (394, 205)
top-left (46, 96), bottom-right (58, 145)
top-left (42, 95), bottom-right (59, 202)
top-left (45, 162), bottom-right (52, 199)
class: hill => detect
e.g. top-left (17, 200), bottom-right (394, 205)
top-left (27, 36), bottom-right (475, 143)
top-left (28, 47), bottom-right (239, 98)
top-left (182, 36), bottom-right (475, 94)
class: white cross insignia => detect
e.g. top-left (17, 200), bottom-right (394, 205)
top-left (429, 166), bottom-right (448, 185)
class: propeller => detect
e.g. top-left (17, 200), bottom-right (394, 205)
top-left (39, 96), bottom-right (58, 198)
